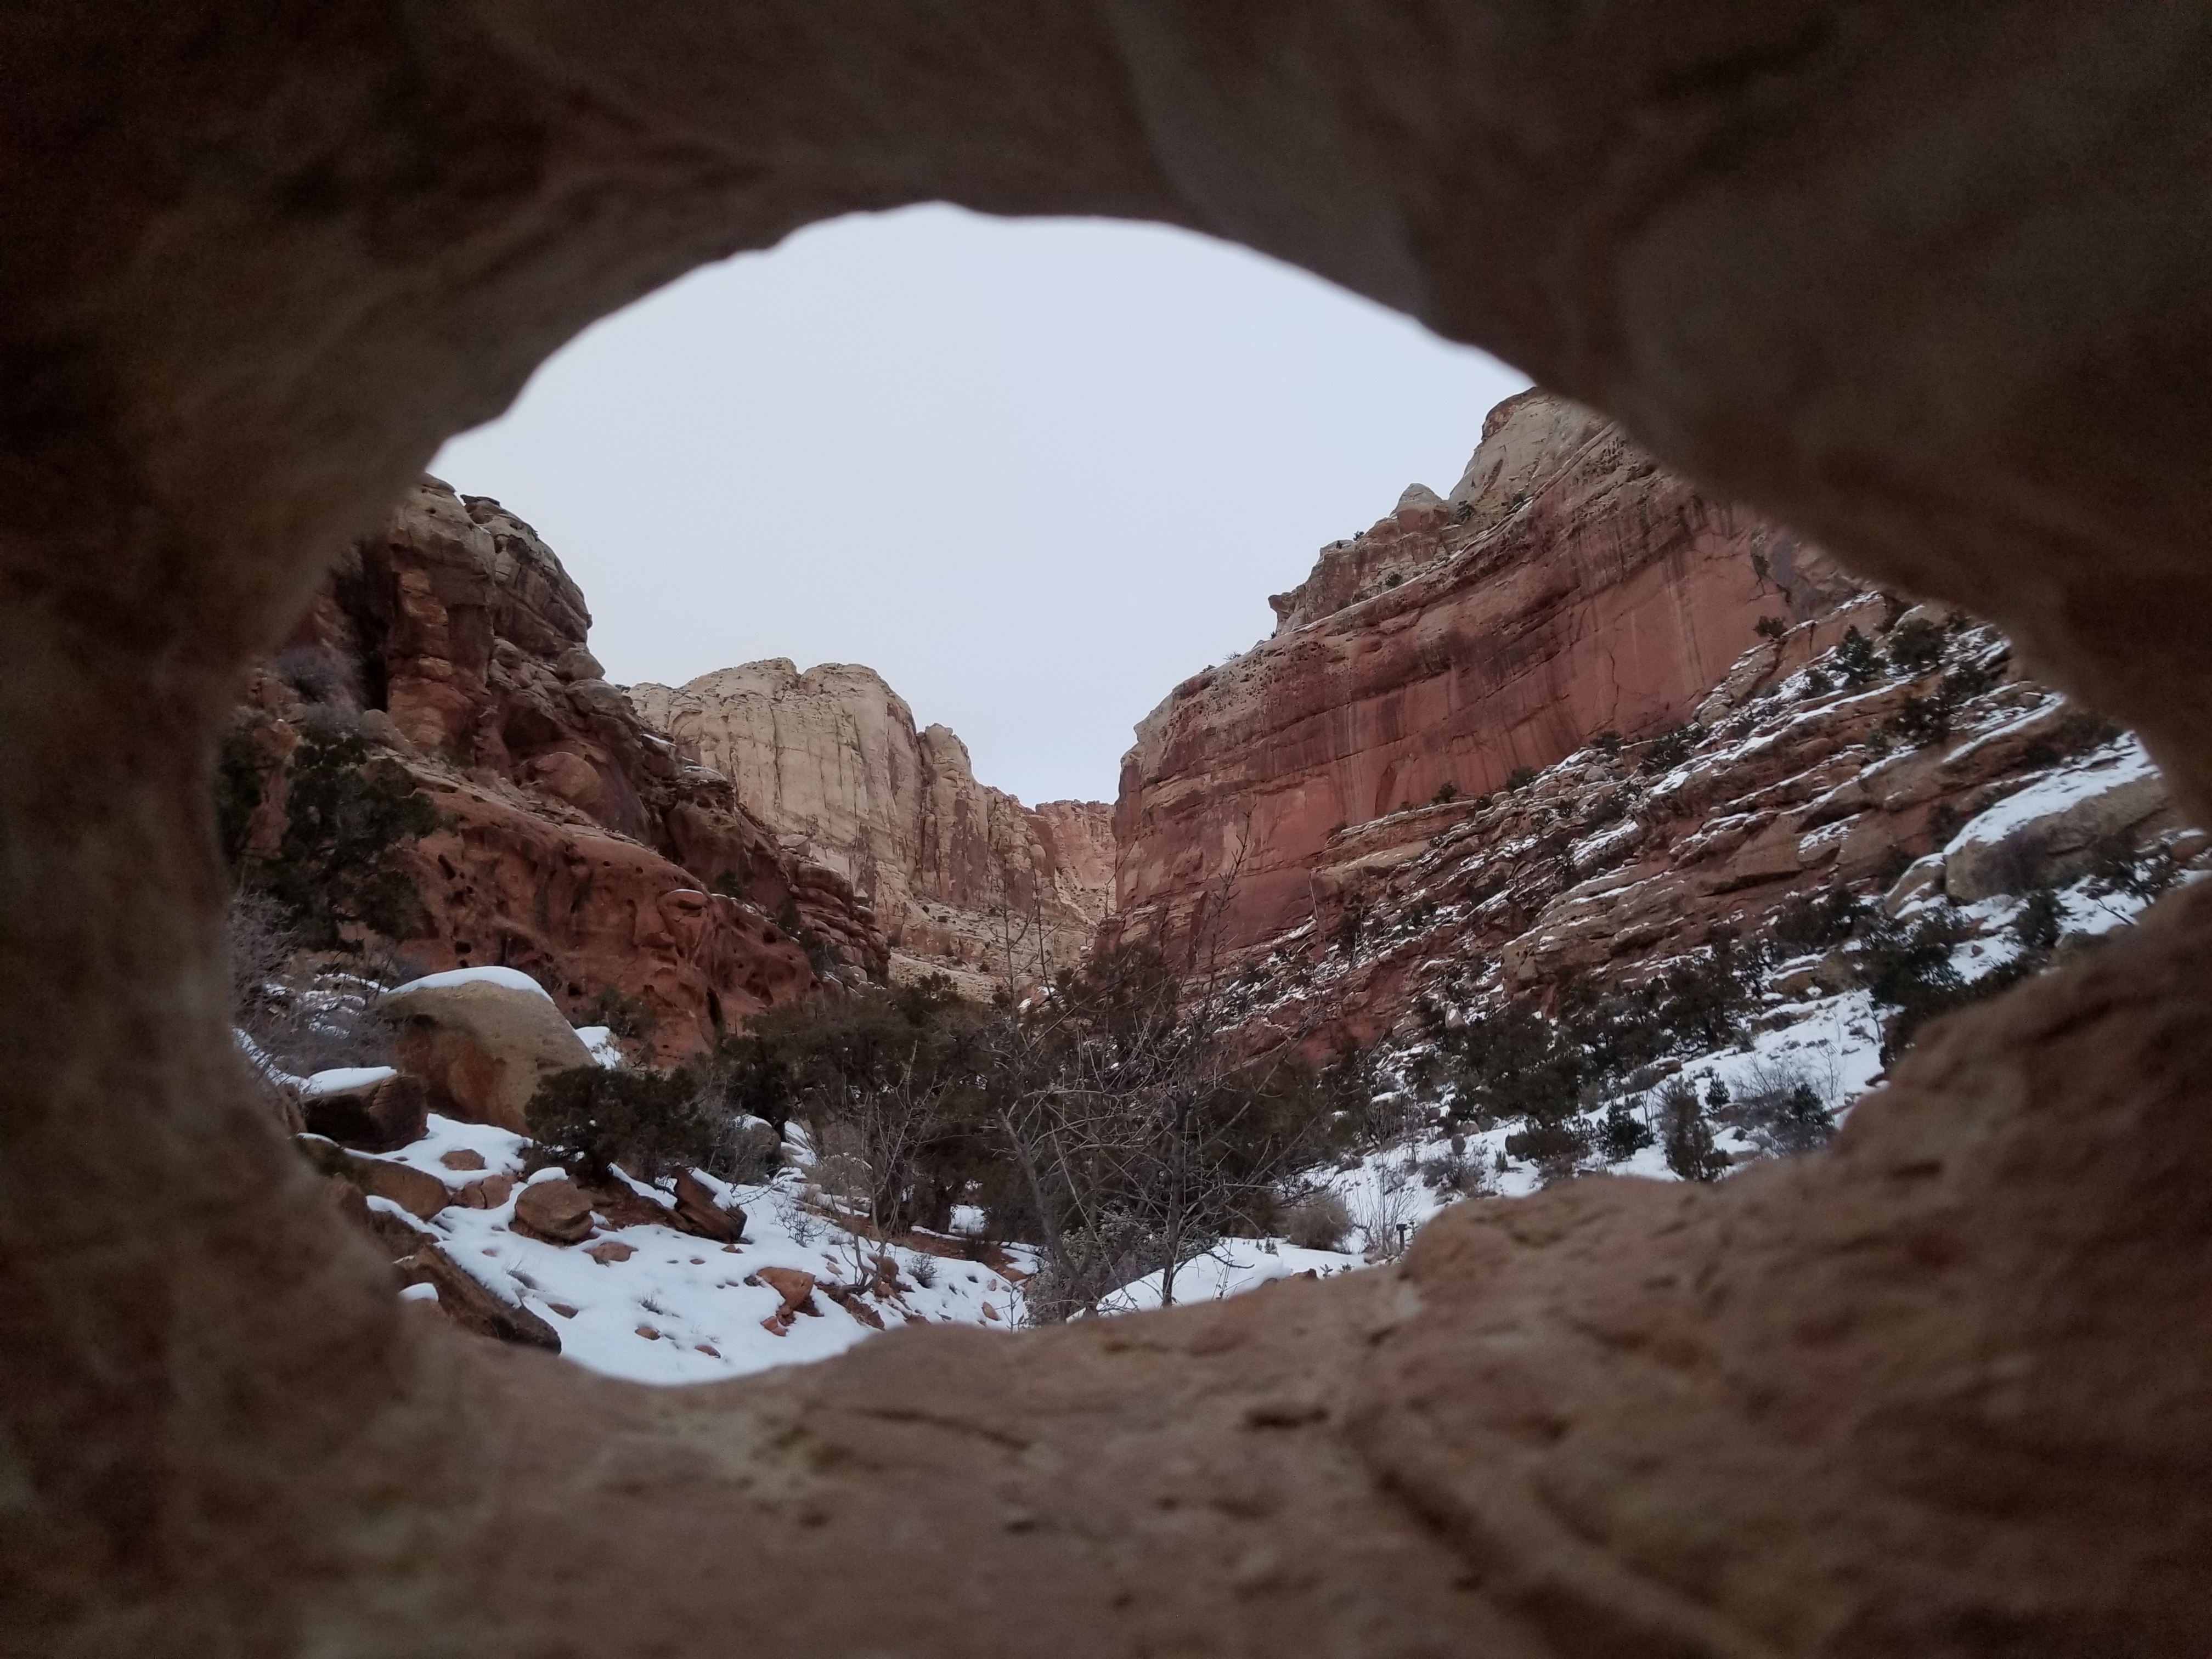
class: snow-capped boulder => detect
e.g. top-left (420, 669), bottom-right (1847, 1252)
top-left (1944, 743), bottom-right (2173, 901)
top-left (376, 968), bottom-right (594, 1132)
top-left (298, 1065), bottom-right (426, 1152)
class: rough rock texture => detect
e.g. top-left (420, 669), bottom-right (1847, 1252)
top-left (234, 480), bottom-right (890, 1051)
top-left (375, 976), bottom-right (595, 1134)
top-left (1216, 601), bottom-right (2190, 1054)
top-left (1114, 393), bottom-right (1858, 956)
top-left (9, 7), bottom-right (2212, 1657)
top-left (631, 662), bottom-right (1113, 986)
top-left (297, 1070), bottom-right (428, 1154)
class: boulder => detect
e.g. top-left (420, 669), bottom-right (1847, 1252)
top-left (669, 1170), bottom-right (744, 1243)
top-left (455, 1174), bottom-right (515, 1210)
top-left (377, 971), bottom-right (594, 1133)
top-left (511, 1175), bottom-right (595, 1244)
top-left (1945, 757), bottom-right (2176, 901)
top-left (752, 1266), bottom-right (821, 1324)
top-left (298, 1067), bottom-right (428, 1153)
top-left (297, 1136), bottom-right (452, 1223)
top-left (400, 1243), bottom-right (560, 1351)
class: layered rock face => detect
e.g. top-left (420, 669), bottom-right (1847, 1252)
top-left (16, 7), bottom-right (2212, 1656)
top-left (631, 663), bottom-right (1112, 986)
top-left (1233, 605), bottom-right (2192, 1056)
top-left (232, 481), bottom-right (888, 1053)
top-left (1114, 392), bottom-right (1858, 958)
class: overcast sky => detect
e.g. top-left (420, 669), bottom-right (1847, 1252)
top-left (433, 205), bottom-right (1527, 807)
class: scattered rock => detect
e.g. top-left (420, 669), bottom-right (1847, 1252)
top-left (399, 1243), bottom-right (560, 1351)
top-left (824, 1285), bottom-right (885, 1330)
top-left (439, 1148), bottom-right (487, 1172)
top-left (584, 1240), bottom-right (635, 1265)
top-left (669, 1170), bottom-right (744, 1243)
top-left (297, 1136), bottom-right (451, 1222)
top-left (511, 1176), bottom-right (595, 1244)
top-left (754, 1266), bottom-right (821, 1324)
top-left (300, 1069), bottom-right (428, 1153)
top-left (573, 1175), bottom-right (669, 1231)
top-left (455, 1173), bottom-right (515, 1210)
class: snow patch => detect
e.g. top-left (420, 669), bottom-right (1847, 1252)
top-left (386, 965), bottom-right (554, 1001)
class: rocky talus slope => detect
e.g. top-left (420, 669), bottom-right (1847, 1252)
top-left (1111, 391), bottom-right (1859, 957)
top-left (1195, 603), bottom-right (2199, 1098)
top-left (225, 480), bottom-right (888, 1055)
top-left (631, 662), bottom-right (1113, 990)
top-left (291, 967), bottom-right (1029, 1380)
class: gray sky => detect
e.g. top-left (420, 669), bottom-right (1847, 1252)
top-left (433, 205), bottom-right (1526, 808)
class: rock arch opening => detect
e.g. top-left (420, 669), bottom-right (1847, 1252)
top-left (6, 5), bottom-right (2212, 1653)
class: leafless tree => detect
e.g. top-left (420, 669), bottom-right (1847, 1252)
top-left (985, 825), bottom-right (1330, 1318)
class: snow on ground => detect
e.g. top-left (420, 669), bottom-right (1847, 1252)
top-left (359, 1113), bottom-right (1029, 1384)
top-left (1096, 1238), bottom-right (1364, 1313)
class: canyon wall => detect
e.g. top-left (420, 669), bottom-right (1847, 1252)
top-left (630, 664), bottom-right (1113, 987)
top-left (1111, 392), bottom-right (1858, 958)
top-left (230, 480), bottom-right (888, 1054)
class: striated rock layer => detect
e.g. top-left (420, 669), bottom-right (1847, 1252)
top-left (631, 662), bottom-right (1113, 988)
top-left (1113, 392), bottom-right (1858, 958)
top-left (13, 5), bottom-right (2212, 1655)
top-left (233, 481), bottom-right (888, 1053)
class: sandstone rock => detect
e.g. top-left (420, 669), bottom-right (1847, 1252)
top-left (572, 1176), bottom-right (672, 1232)
top-left (297, 1137), bottom-right (452, 1223)
top-left (527, 749), bottom-right (602, 807)
top-left (629, 662), bottom-right (1111, 985)
top-left (825, 1285), bottom-right (885, 1330)
top-left (242, 477), bottom-right (894, 1052)
top-left (1883, 854), bottom-right (1948, 916)
top-left (400, 1242), bottom-right (561, 1351)
top-left (455, 1175), bottom-right (515, 1210)
top-left (298, 1068), bottom-right (428, 1153)
top-left (511, 1176), bottom-right (595, 1245)
top-left (377, 972), bottom-right (594, 1133)
top-left (753, 1266), bottom-right (821, 1324)
top-left (1210, 611), bottom-right (2185, 1056)
top-left (1944, 752), bottom-right (2176, 901)
top-left (669, 1170), bottom-right (744, 1243)
top-left (17, 7), bottom-right (2212, 1655)
top-left (1113, 392), bottom-right (1860, 957)
top-left (584, 1240), bottom-right (635, 1265)
top-left (439, 1148), bottom-right (486, 1172)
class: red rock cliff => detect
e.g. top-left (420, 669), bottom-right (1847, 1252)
top-left (231, 479), bottom-right (888, 1054)
top-left (1111, 392), bottom-right (1856, 957)
top-left (629, 663), bottom-right (1113, 990)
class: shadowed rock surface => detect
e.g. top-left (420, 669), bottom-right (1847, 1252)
top-left (5, 4), bottom-right (2212, 1655)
